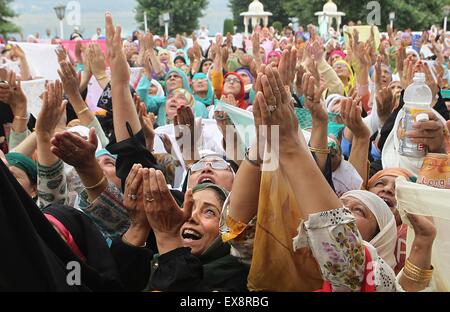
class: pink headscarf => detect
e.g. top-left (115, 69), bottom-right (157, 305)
top-left (265, 50), bottom-right (282, 65)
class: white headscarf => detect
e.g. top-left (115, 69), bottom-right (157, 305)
top-left (150, 79), bottom-right (165, 97)
top-left (325, 94), bottom-right (345, 112)
top-left (332, 160), bottom-right (363, 197)
top-left (341, 190), bottom-right (397, 268)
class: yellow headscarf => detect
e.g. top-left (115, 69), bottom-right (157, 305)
top-left (334, 60), bottom-right (355, 95)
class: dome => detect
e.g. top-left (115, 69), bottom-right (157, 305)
top-left (249, 0), bottom-right (264, 14)
top-left (323, 0), bottom-right (338, 14)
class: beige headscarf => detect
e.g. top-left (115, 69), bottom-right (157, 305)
top-left (341, 190), bottom-right (397, 268)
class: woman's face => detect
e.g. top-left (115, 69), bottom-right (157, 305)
top-left (237, 71), bottom-right (251, 86)
top-left (188, 157), bottom-right (234, 191)
top-left (202, 60), bottom-right (213, 73)
top-left (148, 85), bottom-right (159, 96)
top-left (166, 72), bottom-right (183, 93)
top-left (268, 55), bottom-right (280, 67)
top-left (333, 62), bottom-right (350, 80)
top-left (159, 52), bottom-right (170, 64)
top-left (223, 74), bottom-right (242, 97)
top-left (8, 166), bottom-right (36, 198)
top-left (407, 52), bottom-right (418, 63)
top-left (192, 77), bottom-right (208, 94)
top-left (368, 175), bottom-right (399, 224)
top-left (97, 155), bottom-right (121, 189)
top-left (174, 58), bottom-right (185, 68)
top-left (380, 67), bottom-right (392, 87)
top-left (166, 93), bottom-right (188, 119)
top-left (389, 81), bottom-right (402, 109)
top-left (341, 196), bottom-right (379, 242)
top-left (180, 189), bottom-right (223, 256)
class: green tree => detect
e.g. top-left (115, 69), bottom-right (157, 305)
top-left (135, 0), bottom-right (209, 35)
top-left (0, 0), bottom-right (20, 38)
top-left (223, 19), bottom-right (235, 35)
top-left (229, 0), bottom-right (291, 32)
top-left (282, 0), bottom-right (447, 31)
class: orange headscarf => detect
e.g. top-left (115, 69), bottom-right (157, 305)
top-left (368, 168), bottom-right (416, 189)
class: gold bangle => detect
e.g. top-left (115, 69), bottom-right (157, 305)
top-left (309, 146), bottom-right (330, 155)
top-left (77, 107), bottom-right (90, 115)
top-left (84, 175), bottom-right (107, 190)
top-left (14, 115), bottom-right (29, 120)
top-left (403, 259), bottom-right (433, 283)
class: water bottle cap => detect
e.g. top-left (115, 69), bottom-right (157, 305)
top-left (413, 72), bottom-right (426, 82)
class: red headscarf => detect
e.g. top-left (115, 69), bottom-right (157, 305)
top-left (223, 72), bottom-right (248, 110)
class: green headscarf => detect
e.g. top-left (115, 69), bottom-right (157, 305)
top-left (5, 152), bottom-right (37, 184)
top-left (165, 68), bottom-right (192, 94)
top-left (192, 183), bottom-right (229, 203)
top-left (192, 73), bottom-right (215, 107)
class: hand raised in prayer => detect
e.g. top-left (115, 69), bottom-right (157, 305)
top-left (121, 165), bottom-right (152, 247)
top-left (278, 47), bottom-right (297, 90)
top-left (401, 55), bottom-right (415, 89)
top-left (339, 97), bottom-right (370, 140)
top-left (1, 69), bottom-right (27, 116)
top-left (253, 65), bottom-right (301, 154)
top-left (220, 94), bottom-right (237, 107)
top-left (143, 168), bottom-right (193, 254)
top-left (302, 72), bottom-right (327, 124)
top-left (87, 43), bottom-right (107, 80)
top-left (55, 45), bottom-right (68, 63)
top-left (36, 81), bottom-right (66, 139)
top-left (10, 45), bottom-right (26, 60)
top-left (376, 86), bottom-right (394, 126)
top-left (134, 94), bottom-right (155, 152)
top-left (105, 12), bottom-right (130, 84)
top-left (122, 164), bottom-right (149, 228)
top-left (57, 60), bottom-right (81, 100)
top-left (406, 112), bottom-right (447, 153)
top-left (50, 127), bottom-right (98, 169)
top-left (295, 63), bottom-right (306, 96)
top-left (174, 105), bottom-right (202, 161)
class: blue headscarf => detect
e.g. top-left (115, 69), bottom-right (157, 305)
top-left (165, 68), bottom-right (191, 94)
top-left (192, 73), bottom-right (214, 107)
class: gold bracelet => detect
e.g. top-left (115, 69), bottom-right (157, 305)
top-left (403, 259), bottom-right (433, 283)
top-left (14, 115), bottom-right (29, 120)
top-left (77, 107), bottom-right (90, 115)
top-left (84, 175), bottom-right (107, 190)
top-left (309, 146), bottom-right (330, 155)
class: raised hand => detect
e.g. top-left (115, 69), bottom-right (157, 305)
top-left (122, 164), bottom-right (149, 230)
top-left (57, 60), bottom-right (81, 100)
top-left (302, 72), bottom-right (327, 123)
top-left (401, 55), bottom-right (415, 89)
top-left (106, 13), bottom-right (130, 85)
top-left (87, 43), bottom-right (108, 80)
top-left (134, 93), bottom-right (155, 151)
top-left (376, 86), bottom-right (394, 125)
top-left (36, 81), bottom-right (66, 139)
top-left (220, 94), bottom-right (238, 106)
top-left (278, 47), bottom-right (298, 89)
top-left (340, 97), bottom-right (370, 139)
top-left (50, 128), bottom-right (98, 169)
top-left (1, 69), bottom-right (27, 117)
top-left (55, 45), bottom-right (68, 63)
top-left (143, 168), bottom-right (194, 253)
top-left (254, 66), bottom-right (301, 153)
top-left (174, 106), bottom-right (202, 161)
top-left (374, 55), bottom-right (383, 90)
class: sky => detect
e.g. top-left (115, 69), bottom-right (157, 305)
top-left (10, 0), bottom-right (233, 39)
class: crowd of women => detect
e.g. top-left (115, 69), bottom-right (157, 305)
top-left (0, 12), bottom-right (449, 292)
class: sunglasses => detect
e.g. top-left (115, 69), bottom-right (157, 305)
top-left (190, 159), bottom-right (230, 172)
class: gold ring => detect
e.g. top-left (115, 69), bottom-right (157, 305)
top-left (146, 197), bottom-right (155, 202)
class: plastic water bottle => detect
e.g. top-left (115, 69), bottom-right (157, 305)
top-left (399, 73), bottom-right (432, 158)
